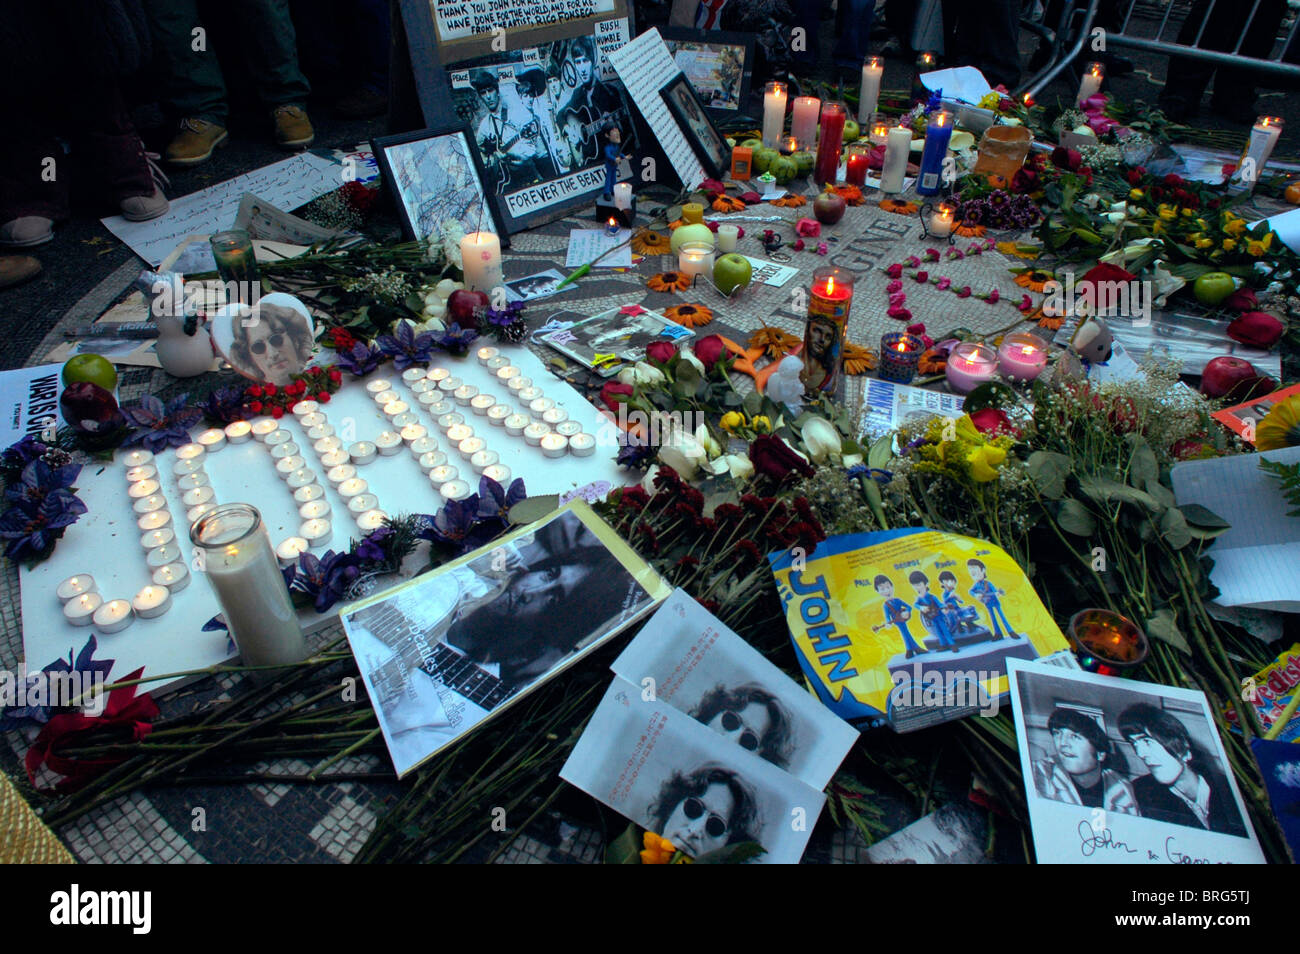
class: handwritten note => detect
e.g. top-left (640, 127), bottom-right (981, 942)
top-left (101, 153), bottom-right (342, 266)
top-left (565, 228), bottom-right (632, 267)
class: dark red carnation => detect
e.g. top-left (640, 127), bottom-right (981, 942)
top-left (748, 435), bottom-right (814, 482)
top-left (1227, 312), bottom-right (1284, 348)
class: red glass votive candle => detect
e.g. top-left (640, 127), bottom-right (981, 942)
top-left (814, 102), bottom-right (847, 186)
top-left (844, 143), bottom-right (871, 187)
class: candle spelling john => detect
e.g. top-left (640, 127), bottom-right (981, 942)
top-left (800, 267), bottom-right (854, 396)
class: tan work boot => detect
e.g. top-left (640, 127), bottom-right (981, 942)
top-left (165, 118), bottom-right (229, 167)
top-left (0, 255), bottom-right (42, 289)
top-left (272, 105), bottom-right (315, 150)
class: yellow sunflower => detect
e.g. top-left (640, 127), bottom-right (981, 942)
top-left (631, 230), bottom-right (669, 255)
top-left (663, 303), bottom-right (714, 328)
top-left (1257, 394), bottom-right (1300, 450)
top-left (647, 271), bottom-right (692, 292)
top-left (918, 348), bottom-right (947, 374)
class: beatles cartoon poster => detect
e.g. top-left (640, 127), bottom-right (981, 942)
top-left (770, 528), bottom-right (1070, 733)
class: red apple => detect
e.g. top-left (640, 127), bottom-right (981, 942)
top-left (446, 288), bottom-right (490, 325)
top-left (813, 190), bottom-right (847, 225)
top-left (1200, 356), bottom-right (1274, 401)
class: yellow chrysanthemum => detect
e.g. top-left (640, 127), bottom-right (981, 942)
top-left (1256, 394), bottom-right (1300, 450)
top-left (1195, 238), bottom-right (1213, 249)
top-left (1246, 232), bottom-right (1274, 257)
top-left (1158, 204), bottom-right (1177, 221)
top-left (1223, 214), bottom-right (1247, 237)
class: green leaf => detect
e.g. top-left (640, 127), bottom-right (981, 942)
top-left (1159, 506), bottom-right (1192, 549)
top-left (868, 433), bottom-right (894, 470)
top-left (1077, 475), bottom-right (1161, 511)
top-left (1056, 498), bottom-right (1097, 536)
top-left (1146, 608), bottom-right (1190, 654)
top-left (962, 380), bottom-right (1017, 414)
top-left (1127, 438), bottom-right (1158, 489)
top-left (692, 840), bottom-right (767, 864)
top-left (1144, 478), bottom-right (1176, 510)
top-left (674, 360), bottom-right (701, 394)
top-left (605, 824), bottom-right (644, 864)
top-left (508, 495), bottom-right (560, 525)
top-left (1026, 451), bottom-right (1072, 500)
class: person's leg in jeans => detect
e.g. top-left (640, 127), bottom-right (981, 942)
top-left (1210, 0), bottom-right (1286, 119)
top-left (942, 0), bottom-right (1021, 89)
top-left (831, 0), bottom-right (877, 73)
top-left (792, 0), bottom-right (827, 72)
top-left (1157, 0), bottom-right (1280, 120)
top-left (236, 0), bottom-right (312, 110)
top-left (141, 0), bottom-right (228, 125)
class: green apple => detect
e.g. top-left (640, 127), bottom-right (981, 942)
top-left (753, 147), bottom-right (780, 174)
top-left (770, 156), bottom-right (798, 185)
top-left (713, 253), bottom-right (753, 295)
top-left (843, 119), bottom-right (860, 142)
top-left (1193, 271), bottom-right (1236, 306)
top-left (669, 223), bottom-right (716, 255)
top-left (792, 151), bottom-right (815, 178)
top-left (62, 353), bottom-right (118, 392)
top-left (741, 138), bottom-right (764, 152)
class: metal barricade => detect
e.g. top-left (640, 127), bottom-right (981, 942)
top-left (1018, 0), bottom-right (1300, 99)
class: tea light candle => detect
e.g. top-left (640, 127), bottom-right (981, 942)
top-left (125, 464), bottom-right (157, 483)
top-left (569, 432), bottom-right (596, 457)
top-left (439, 479), bottom-right (472, 502)
top-left (128, 478), bottom-right (161, 499)
top-left (506, 376), bottom-right (531, 393)
top-left (177, 471), bottom-right (210, 491)
top-left (428, 464), bottom-right (459, 488)
top-left (63, 591), bottom-right (104, 626)
top-left (92, 599), bottom-right (134, 634)
top-left (382, 400), bottom-right (409, 419)
top-left (425, 399), bottom-right (454, 417)
top-left (523, 422), bottom-right (550, 446)
top-left (997, 332), bottom-right (1049, 382)
top-left (356, 509), bottom-right (389, 532)
top-left (375, 432), bottom-right (403, 456)
top-left (426, 368), bottom-right (450, 384)
top-left (173, 458), bottom-right (204, 478)
top-left (224, 420), bottom-right (252, 444)
top-left (461, 231), bottom-right (503, 292)
top-left (516, 386), bottom-right (543, 404)
top-left (327, 464), bottom-right (357, 486)
top-left (57, 574), bottom-right (97, 603)
top-left (300, 499), bottom-right (333, 521)
top-left (486, 356), bottom-right (511, 371)
top-left (299, 518), bottom-right (332, 546)
top-left (264, 429), bottom-right (292, 448)
top-left (182, 486), bottom-right (214, 508)
top-left (346, 493), bottom-right (380, 516)
top-left (175, 443), bottom-right (205, 464)
top-left (286, 469), bottom-right (318, 492)
top-left (470, 394), bottom-right (496, 416)
top-left (298, 412), bottom-right (327, 429)
top-left (539, 433), bottom-right (568, 458)
top-left (276, 536), bottom-right (310, 565)
top-left (541, 407), bottom-right (570, 429)
top-left (270, 441), bottom-right (301, 460)
top-left (409, 436), bottom-right (439, 456)
top-left (186, 503), bottom-right (215, 524)
top-left (153, 562), bottom-right (190, 592)
top-left (347, 441), bottom-right (377, 465)
top-left (275, 455), bottom-right (307, 478)
top-left (790, 95), bottom-right (820, 149)
top-left (417, 390), bottom-right (443, 409)
top-left (390, 412), bottom-right (419, 429)
top-left (418, 450), bottom-right (449, 473)
top-left (437, 376), bottom-right (463, 394)
top-left (137, 509), bottom-right (172, 532)
top-left (411, 378), bottom-right (436, 394)
top-left (453, 384), bottom-right (479, 406)
top-left (294, 483), bottom-right (325, 504)
top-left (372, 389), bottom-right (399, 406)
top-left (858, 55), bottom-right (883, 123)
top-left (132, 584), bottom-right (172, 619)
top-left (945, 342), bottom-right (999, 394)
top-left (477, 345), bottom-right (500, 365)
top-left (146, 543), bottom-right (182, 569)
top-left (458, 437), bottom-right (486, 460)
top-left (717, 225), bottom-right (740, 253)
top-left (307, 425), bottom-right (336, 442)
top-left (529, 397), bottom-right (556, 419)
top-left (487, 404), bottom-right (512, 425)
top-left (314, 435), bottom-right (343, 455)
top-left (133, 494), bottom-right (167, 515)
top-left (400, 423), bottom-right (428, 444)
top-left (481, 463), bottom-right (512, 484)
top-left (470, 449), bottom-right (499, 473)
top-left (555, 420), bottom-right (582, 438)
top-left (337, 477), bottom-right (369, 500)
top-left (292, 399), bottom-right (320, 416)
top-left (251, 418), bottom-right (279, 440)
top-left (445, 423), bottom-right (474, 444)
top-left (119, 449), bottom-right (154, 467)
top-left (495, 366), bottom-right (520, 384)
top-left (401, 367), bottom-right (426, 384)
top-left (140, 527), bottom-right (176, 551)
top-left (762, 80), bottom-right (788, 148)
top-left (197, 428), bottom-right (227, 452)
top-left (504, 413), bottom-right (529, 436)
top-left (929, 203), bottom-right (955, 238)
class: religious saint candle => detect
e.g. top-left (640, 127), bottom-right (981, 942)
top-left (880, 126), bottom-right (911, 194)
top-left (460, 231), bottom-right (503, 292)
top-left (916, 110), bottom-right (953, 196)
top-left (813, 101), bottom-right (846, 186)
top-left (877, 332), bottom-right (924, 384)
top-left (858, 56), bottom-right (883, 123)
top-left (1077, 61), bottom-right (1104, 105)
top-left (945, 342), bottom-right (999, 393)
top-left (762, 81), bottom-right (788, 148)
top-left (844, 143), bottom-right (870, 187)
top-left (1231, 116), bottom-right (1284, 192)
top-left (997, 332), bottom-right (1049, 381)
top-left (800, 267), bottom-right (854, 396)
top-left (790, 96), bottom-right (820, 150)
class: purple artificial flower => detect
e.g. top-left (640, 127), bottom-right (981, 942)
top-left (200, 386), bottom-right (250, 426)
top-left (292, 550), bottom-right (362, 613)
top-left (337, 340), bottom-right (384, 377)
top-left (0, 462), bottom-right (88, 561)
top-left (0, 635), bottom-right (114, 728)
top-left (355, 525), bottom-right (393, 563)
top-left (417, 496), bottom-right (489, 554)
top-left (376, 321), bottom-right (436, 372)
top-left (436, 323), bottom-right (480, 356)
top-left (485, 301), bottom-right (524, 329)
top-left (122, 394), bottom-right (202, 453)
top-left (477, 475), bottom-right (527, 525)
top-left (1, 436), bottom-right (47, 473)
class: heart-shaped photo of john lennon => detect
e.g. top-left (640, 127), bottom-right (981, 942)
top-left (211, 292), bottom-right (316, 386)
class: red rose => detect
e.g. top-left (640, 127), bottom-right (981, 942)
top-left (264, 383), bottom-right (277, 397)
top-left (1163, 173), bottom-right (1185, 187)
top-left (270, 406), bottom-right (285, 419)
top-left (969, 408), bottom-right (1018, 438)
top-left (1050, 146), bottom-right (1082, 171)
top-left (1227, 311), bottom-right (1284, 348)
top-left (248, 401), bottom-right (263, 413)
top-left (328, 368), bottom-right (342, 383)
top-left (748, 435), bottom-right (814, 482)
top-left (1078, 262), bottom-right (1136, 312)
top-left (1150, 185), bottom-right (1165, 201)
top-left (317, 391), bottom-right (332, 403)
top-left (795, 218), bottom-right (821, 238)
top-left (646, 340), bottom-right (677, 365)
top-left (1223, 288), bottom-right (1259, 312)
top-left (1126, 168), bottom-right (1143, 186)
top-left (600, 380), bottom-right (634, 412)
top-left (247, 386), bottom-right (263, 398)
top-left (693, 334), bottom-right (726, 370)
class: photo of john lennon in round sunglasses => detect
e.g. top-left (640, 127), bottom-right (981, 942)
top-left (224, 300), bottom-right (315, 387)
top-left (689, 683), bottom-right (795, 769)
top-left (649, 764), bottom-right (760, 859)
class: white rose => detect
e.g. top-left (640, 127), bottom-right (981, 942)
top-left (617, 361), bottom-right (665, 387)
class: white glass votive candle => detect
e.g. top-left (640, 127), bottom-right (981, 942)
top-left (320, 449), bottom-right (350, 469)
top-left (487, 404), bottom-right (512, 425)
top-left (177, 471), bottom-right (210, 491)
top-left (92, 598), bottom-right (134, 634)
top-left (153, 562), bottom-right (190, 593)
top-left (348, 441), bottom-right (378, 465)
top-left (327, 464), bottom-right (357, 486)
top-left (224, 420), bottom-right (252, 444)
top-left (294, 483), bottom-right (325, 504)
top-left (375, 432), bottom-right (403, 456)
top-left (458, 436), bottom-right (485, 459)
top-left (555, 420), bottom-right (583, 438)
top-left (132, 584), bottom-right (172, 619)
top-left (440, 479), bottom-right (472, 502)
top-left (569, 432), bottom-right (596, 457)
top-left (133, 494), bottom-right (168, 514)
top-left (292, 399), bottom-right (320, 416)
top-left (264, 429), bottom-right (292, 448)
top-left (270, 441), bottom-right (301, 460)
top-left (314, 435), bottom-right (343, 455)
top-left (140, 527), bottom-right (176, 551)
top-left (428, 464), bottom-right (459, 488)
top-left (470, 449), bottom-right (500, 474)
top-left (128, 478), bottom-right (161, 499)
top-left (539, 433), bottom-right (569, 458)
top-left (409, 436), bottom-right (439, 457)
top-left (346, 493), bottom-right (380, 516)
top-left (56, 574), bottom-right (97, 603)
top-left (251, 418), bottom-right (279, 441)
top-left (125, 464), bottom-right (157, 483)
top-left (504, 413), bottom-right (529, 436)
top-left (197, 428), bottom-right (227, 452)
top-left (276, 536), bottom-right (310, 565)
top-left (418, 451), bottom-right (449, 473)
top-left (523, 422), bottom-right (550, 446)
top-left (299, 518), bottom-right (332, 546)
top-left (286, 469), bottom-right (318, 492)
top-left (63, 592), bottom-right (104, 626)
top-left (356, 510), bottom-right (389, 532)
top-left (337, 477), bottom-right (369, 500)
top-left (119, 449), bottom-right (154, 467)
top-left (146, 543), bottom-right (182, 569)
top-left (138, 509), bottom-right (173, 532)
top-left (299, 500), bottom-right (332, 521)
top-left (470, 394), bottom-right (496, 416)
top-left (275, 455), bottom-right (307, 478)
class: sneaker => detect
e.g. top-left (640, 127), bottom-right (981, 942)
top-left (0, 217), bottom-right (54, 247)
top-left (165, 118), bottom-right (229, 167)
top-left (272, 105), bottom-right (315, 149)
top-left (0, 255), bottom-right (41, 288)
top-left (119, 152), bottom-right (171, 222)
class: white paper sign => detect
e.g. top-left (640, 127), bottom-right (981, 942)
top-left (565, 227), bottom-right (633, 267)
top-left (0, 364), bottom-right (65, 448)
top-left (432, 0), bottom-right (617, 42)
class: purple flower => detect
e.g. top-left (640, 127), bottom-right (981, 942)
top-left (484, 301), bottom-right (524, 329)
top-left (200, 386), bottom-right (250, 426)
top-left (355, 525), bottom-right (393, 563)
top-left (122, 394), bottom-right (202, 453)
top-left (291, 550), bottom-right (362, 613)
top-left (0, 635), bottom-right (114, 728)
top-left (477, 475), bottom-right (527, 525)
top-left (436, 323), bottom-right (480, 356)
top-left (2, 436), bottom-right (46, 473)
top-left (337, 340), bottom-right (384, 377)
top-left (417, 496), bottom-right (495, 554)
top-left (0, 460), bottom-right (87, 562)
top-left (376, 321), bottom-right (436, 372)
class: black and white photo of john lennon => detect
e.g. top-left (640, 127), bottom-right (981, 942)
top-left (452, 35), bottom-right (635, 198)
top-left (1017, 670), bottom-right (1248, 838)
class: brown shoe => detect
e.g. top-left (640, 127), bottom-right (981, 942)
top-left (272, 105), bottom-right (315, 150)
top-left (0, 255), bottom-right (42, 289)
top-left (165, 118), bottom-right (229, 167)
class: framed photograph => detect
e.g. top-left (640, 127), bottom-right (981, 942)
top-left (339, 500), bottom-right (669, 777)
top-left (659, 73), bottom-right (731, 181)
top-left (660, 28), bottom-right (755, 117)
top-left (540, 305), bottom-right (695, 376)
top-left (372, 125), bottom-right (506, 245)
top-left (1007, 659), bottom-right (1264, 864)
top-left (397, 0), bottom-right (641, 234)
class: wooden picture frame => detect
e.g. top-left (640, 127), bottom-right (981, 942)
top-left (659, 28), bottom-right (755, 119)
top-left (659, 73), bottom-right (731, 181)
